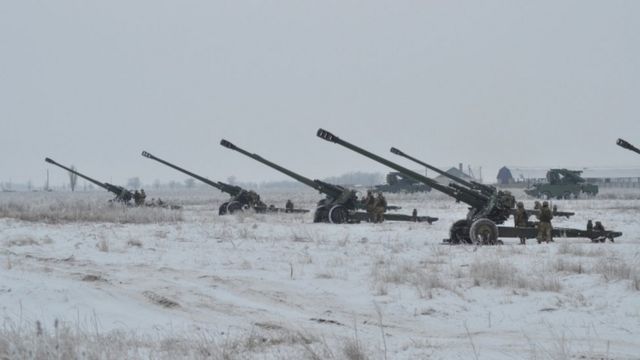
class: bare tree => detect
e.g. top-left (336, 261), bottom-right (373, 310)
top-left (184, 178), bottom-right (195, 189)
top-left (69, 166), bottom-right (78, 192)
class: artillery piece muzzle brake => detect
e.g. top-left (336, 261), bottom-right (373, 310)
top-left (220, 139), bottom-right (236, 149)
top-left (617, 138), bottom-right (640, 154)
top-left (45, 157), bottom-right (56, 164)
top-left (141, 151), bottom-right (154, 159)
top-left (317, 129), bottom-right (337, 142)
top-left (617, 138), bottom-right (631, 149)
top-left (390, 147), bottom-right (404, 156)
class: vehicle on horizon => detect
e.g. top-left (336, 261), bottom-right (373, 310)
top-left (524, 169), bottom-right (598, 199)
top-left (375, 172), bottom-right (431, 193)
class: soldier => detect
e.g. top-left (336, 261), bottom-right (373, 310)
top-left (140, 189), bottom-right (146, 205)
top-left (594, 221), bottom-right (605, 231)
top-left (514, 201), bottom-right (529, 245)
top-left (534, 200), bottom-right (541, 210)
top-left (248, 191), bottom-right (259, 207)
top-left (374, 192), bottom-right (387, 223)
top-left (364, 190), bottom-right (376, 222)
top-left (285, 199), bottom-right (294, 213)
top-left (587, 219), bottom-right (593, 232)
top-left (133, 190), bottom-right (142, 206)
top-left (536, 201), bottom-right (553, 243)
top-left (412, 208), bottom-right (418, 222)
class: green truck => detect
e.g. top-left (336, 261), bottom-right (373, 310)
top-left (524, 169), bottom-right (598, 199)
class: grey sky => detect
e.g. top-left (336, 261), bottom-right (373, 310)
top-left (1, 1), bottom-right (639, 188)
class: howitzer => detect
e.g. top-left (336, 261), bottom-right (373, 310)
top-left (390, 147), bottom-right (495, 196)
top-left (316, 129), bottom-right (622, 244)
top-left (390, 147), bottom-right (578, 218)
top-left (141, 150), bottom-right (268, 215)
top-left (220, 139), bottom-right (436, 224)
top-left (617, 138), bottom-right (640, 155)
top-left (44, 157), bottom-right (133, 203)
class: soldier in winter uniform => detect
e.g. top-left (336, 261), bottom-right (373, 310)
top-left (537, 201), bottom-right (553, 243)
top-left (364, 190), bottom-right (376, 222)
top-left (514, 202), bottom-right (529, 245)
top-left (374, 192), bottom-right (387, 223)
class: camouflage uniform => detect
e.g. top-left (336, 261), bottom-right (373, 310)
top-left (139, 189), bottom-right (146, 205)
top-left (374, 193), bottom-right (387, 223)
top-left (285, 199), bottom-right (294, 213)
top-left (514, 202), bottom-right (528, 244)
top-left (364, 191), bottom-right (376, 222)
top-left (133, 190), bottom-right (142, 206)
top-left (536, 202), bottom-right (553, 243)
top-left (593, 221), bottom-right (605, 232)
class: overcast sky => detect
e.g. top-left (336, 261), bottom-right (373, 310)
top-left (1, 1), bottom-right (639, 188)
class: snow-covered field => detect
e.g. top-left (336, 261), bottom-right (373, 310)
top-left (1, 188), bottom-right (639, 359)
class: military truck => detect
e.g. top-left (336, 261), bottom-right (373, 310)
top-left (316, 128), bottom-right (621, 244)
top-left (524, 169), bottom-right (598, 199)
top-left (375, 172), bottom-right (431, 193)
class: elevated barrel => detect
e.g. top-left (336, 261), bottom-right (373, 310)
top-left (391, 147), bottom-right (494, 195)
top-left (221, 139), bottom-right (319, 191)
top-left (617, 138), bottom-right (640, 155)
top-left (316, 129), bottom-right (486, 209)
top-left (141, 151), bottom-right (227, 193)
top-left (45, 157), bottom-right (109, 191)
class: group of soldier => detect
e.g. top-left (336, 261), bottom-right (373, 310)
top-left (513, 200), bottom-right (559, 244)
top-left (133, 189), bottom-right (146, 206)
top-left (363, 190), bottom-right (387, 223)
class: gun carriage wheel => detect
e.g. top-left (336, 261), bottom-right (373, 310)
top-left (328, 205), bottom-right (349, 224)
top-left (226, 201), bottom-right (244, 214)
top-left (469, 218), bottom-right (500, 245)
top-left (313, 206), bottom-right (328, 223)
top-left (219, 202), bottom-right (229, 215)
top-left (449, 220), bottom-right (472, 244)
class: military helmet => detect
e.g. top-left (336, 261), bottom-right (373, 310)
top-left (542, 201), bottom-right (549, 207)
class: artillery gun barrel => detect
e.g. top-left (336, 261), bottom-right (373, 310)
top-left (617, 138), bottom-right (640, 155)
top-left (141, 151), bottom-right (227, 192)
top-left (316, 129), bottom-right (487, 209)
top-left (45, 157), bottom-right (110, 192)
top-left (390, 147), bottom-right (494, 195)
top-left (390, 147), bottom-right (475, 188)
top-left (220, 139), bottom-right (321, 191)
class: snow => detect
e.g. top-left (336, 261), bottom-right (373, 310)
top-left (1, 188), bottom-right (639, 359)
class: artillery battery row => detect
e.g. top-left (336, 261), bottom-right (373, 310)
top-left (45, 133), bottom-right (636, 245)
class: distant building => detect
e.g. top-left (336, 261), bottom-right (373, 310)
top-left (496, 166), bottom-right (515, 185)
top-left (434, 164), bottom-right (477, 185)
